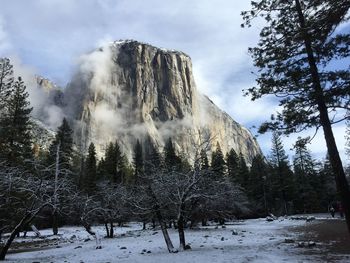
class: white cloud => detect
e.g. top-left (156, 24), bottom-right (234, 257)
top-left (0, 16), bottom-right (11, 54)
top-left (0, 0), bottom-right (347, 163)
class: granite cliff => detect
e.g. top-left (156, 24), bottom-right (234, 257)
top-left (61, 40), bottom-right (262, 164)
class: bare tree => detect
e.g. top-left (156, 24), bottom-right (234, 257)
top-left (0, 163), bottom-right (54, 260)
top-left (127, 174), bottom-right (178, 253)
top-left (72, 193), bottom-right (103, 249)
top-left (96, 182), bottom-right (130, 238)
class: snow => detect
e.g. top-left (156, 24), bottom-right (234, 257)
top-left (4, 215), bottom-right (350, 263)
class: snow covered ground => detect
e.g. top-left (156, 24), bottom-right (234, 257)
top-left (3, 214), bottom-right (350, 263)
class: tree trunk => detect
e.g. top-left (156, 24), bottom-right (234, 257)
top-left (104, 222), bottom-right (110, 238)
top-left (82, 221), bottom-right (101, 249)
top-left (0, 213), bottom-right (31, 260)
top-left (155, 209), bottom-right (177, 253)
top-left (295, 0), bottom-right (350, 234)
top-left (146, 185), bottom-right (177, 253)
top-left (177, 215), bottom-right (186, 250)
top-left (52, 210), bottom-right (58, 235)
top-left (142, 221), bottom-right (146, 230)
top-left (109, 221), bottom-right (114, 238)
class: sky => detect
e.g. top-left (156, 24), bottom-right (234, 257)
top-left (0, 0), bottom-right (348, 164)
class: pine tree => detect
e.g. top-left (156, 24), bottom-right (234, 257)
top-left (101, 140), bottom-right (127, 184)
top-left (144, 136), bottom-right (163, 176)
top-left (0, 58), bottom-right (14, 113)
top-left (226, 148), bottom-right (239, 182)
top-left (249, 155), bottom-right (269, 215)
top-left (211, 142), bottom-right (226, 178)
top-left (242, 0), bottom-right (350, 232)
top-left (346, 115), bottom-right (350, 158)
top-left (237, 153), bottom-right (249, 189)
top-left (164, 138), bottom-right (181, 171)
top-left (293, 137), bottom-right (319, 213)
top-left (84, 143), bottom-right (97, 193)
top-left (319, 155), bottom-right (338, 209)
top-left (0, 77), bottom-right (33, 166)
top-left (133, 139), bottom-right (144, 183)
top-left (269, 131), bottom-right (291, 215)
top-left (47, 118), bottom-right (73, 171)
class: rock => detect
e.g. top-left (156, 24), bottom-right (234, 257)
top-left (204, 235), bottom-right (210, 238)
top-left (308, 241), bottom-right (316, 247)
top-left (84, 238), bottom-right (91, 242)
top-left (221, 225), bottom-right (226, 228)
top-left (298, 242), bottom-right (306, 248)
top-left (152, 232), bottom-right (158, 235)
top-left (147, 250), bottom-right (152, 253)
top-left (200, 245), bottom-right (204, 247)
top-left (142, 249), bottom-right (147, 252)
top-left (297, 241), bottom-right (316, 248)
top-left (74, 246), bottom-right (82, 249)
top-left (64, 40), bottom-right (262, 164)
top-left (306, 216), bottom-right (315, 222)
top-left (221, 237), bottom-right (225, 241)
top-left (232, 230), bottom-right (238, 235)
top-left (70, 235), bottom-right (77, 239)
top-left (96, 245), bottom-right (102, 249)
top-left (284, 239), bottom-right (295, 243)
top-left (266, 216), bottom-right (274, 222)
top-left (120, 247), bottom-right (127, 249)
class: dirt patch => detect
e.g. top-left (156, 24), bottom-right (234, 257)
top-left (292, 219), bottom-right (350, 262)
top-left (1, 237), bottom-right (71, 254)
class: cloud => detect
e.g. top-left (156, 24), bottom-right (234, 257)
top-left (9, 56), bottom-right (65, 129)
top-left (0, 16), bottom-right (12, 54)
top-left (1, 0), bottom-right (347, 162)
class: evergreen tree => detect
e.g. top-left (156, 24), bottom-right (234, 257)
top-left (319, 155), bottom-right (338, 208)
top-left (144, 136), bottom-right (163, 176)
top-left (103, 142), bottom-right (116, 180)
top-left (293, 138), bottom-right (319, 213)
top-left (101, 140), bottom-right (127, 184)
top-left (226, 148), bottom-right (239, 182)
top-left (84, 143), bottom-right (97, 193)
top-left (249, 155), bottom-right (269, 215)
top-left (242, 0), bottom-right (350, 232)
top-left (269, 131), bottom-right (292, 215)
top-left (47, 118), bottom-right (73, 171)
top-left (163, 138), bottom-right (181, 171)
top-left (0, 58), bottom-right (14, 113)
top-left (346, 115), bottom-right (350, 158)
top-left (237, 153), bottom-right (249, 189)
top-left (211, 142), bottom-right (226, 178)
top-left (133, 139), bottom-right (144, 183)
top-left (0, 77), bottom-right (33, 166)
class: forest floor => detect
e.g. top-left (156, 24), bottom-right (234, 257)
top-left (2, 213), bottom-right (350, 263)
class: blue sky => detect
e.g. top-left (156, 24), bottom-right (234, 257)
top-left (0, 0), bottom-right (348, 164)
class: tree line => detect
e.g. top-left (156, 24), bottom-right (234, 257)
top-left (0, 57), bottom-right (348, 259)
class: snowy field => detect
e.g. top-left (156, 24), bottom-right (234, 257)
top-left (3, 214), bottom-right (350, 263)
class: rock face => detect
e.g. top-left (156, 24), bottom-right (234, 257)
top-left (65, 40), bottom-right (262, 163)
